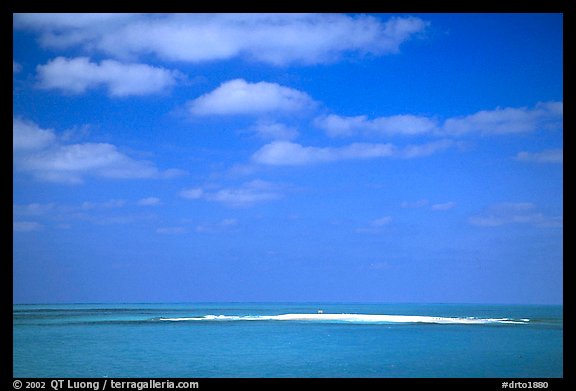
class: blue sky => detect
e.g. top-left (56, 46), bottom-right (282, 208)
top-left (12, 13), bottom-right (563, 304)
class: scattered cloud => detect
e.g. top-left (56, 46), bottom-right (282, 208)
top-left (13, 117), bottom-right (57, 150)
top-left (13, 117), bottom-right (184, 184)
top-left (248, 121), bottom-right (299, 140)
top-left (368, 261), bottom-right (393, 270)
top-left (36, 57), bottom-right (182, 96)
top-left (209, 180), bottom-right (283, 207)
top-left (469, 202), bottom-right (562, 228)
top-left (317, 101), bottom-right (563, 139)
top-left (401, 140), bottom-right (456, 158)
top-left (357, 216), bottom-right (393, 234)
top-left (400, 199), bottom-right (429, 209)
top-left (14, 199), bottom-right (161, 218)
top-left (137, 197), bottom-right (162, 206)
top-left (315, 114), bottom-right (438, 137)
top-left (13, 203), bottom-right (57, 217)
top-left (252, 141), bottom-right (392, 166)
top-left (401, 200), bottom-right (454, 211)
top-left (443, 101), bottom-right (562, 136)
top-left (13, 221), bottom-right (43, 232)
top-left (196, 218), bottom-right (239, 233)
top-left (13, 60), bottom-right (22, 73)
top-left (156, 226), bottom-right (188, 235)
top-left (180, 180), bottom-right (283, 207)
top-left (179, 188), bottom-right (204, 200)
top-left (187, 79), bottom-right (315, 116)
top-left (14, 14), bottom-right (429, 66)
top-left (19, 143), bottom-right (173, 184)
top-left (13, 199), bottom-right (162, 230)
top-left (81, 199), bottom-right (126, 210)
top-left (431, 202), bottom-right (456, 211)
top-left (516, 149), bottom-right (563, 164)
top-left (371, 216), bottom-right (393, 226)
top-left (252, 140), bottom-right (454, 166)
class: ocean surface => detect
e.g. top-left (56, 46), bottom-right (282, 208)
top-left (13, 303), bottom-right (563, 378)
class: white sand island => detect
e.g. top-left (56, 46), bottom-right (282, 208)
top-left (160, 313), bottom-right (529, 324)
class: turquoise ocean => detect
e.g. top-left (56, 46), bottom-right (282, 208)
top-left (13, 303), bottom-right (563, 378)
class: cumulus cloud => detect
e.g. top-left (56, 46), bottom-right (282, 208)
top-left (443, 101), bottom-right (563, 136)
top-left (179, 188), bottom-right (204, 200)
top-left (371, 216), bottom-right (393, 226)
top-left (13, 118), bottom-right (56, 150)
top-left (137, 197), bottom-right (162, 206)
top-left (469, 202), bottom-right (562, 228)
top-left (13, 221), bottom-right (43, 232)
top-left (196, 218), bottom-right (239, 233)
top-left (156, 226), bottom-right (188, 235)
top-left (516, 149), bottom-right (563, 164)
top-left (13, 61), bottom-right (22, 73)
top-left (400, 200), bottom-right (454, 211)
top-left (14, 13), bottom-right (429, 65)
top-left (252, 140), bottom-right (454, 166)
top-left (187, 79), bottom-right (315, 116)
top-left (14, 199), bottom-right (161, 229)
top-left (13, 117), bottom-right (183, 184)
top-left (210, 181), bottom-right (282, 206)
top-left (13, 202), bottom-right (57, 217)
top-left (81, 199), bottom-right (126, 210)
top-left (316, 101), bottom-right (563, 138)
top-left (180, 180), bottom-right (283, 207)
top-left (315, 114), bottom-right (439, 137)
top-left (431, 202), bottom-right (456, 211)
top-left (36, 57), bottom-right (182, 96)
top-left (248, 121), bottom-right (299, 140)
top-left (356, 216), bottom-right (393, 234)
top-left (400, 199), bottom-right (429, 209)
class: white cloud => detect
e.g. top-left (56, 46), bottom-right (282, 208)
top-left (36, 57), bottom-right (182, 96)
top-left (13, 61), bottom-right (22, 73)
top-left (13, 118), bottom-right (57, 150)
top-left (13, 202), bottom-right (57, 216)
top-left (400, 140), bottom-right (455, 158)
top-left (187, 79), bottom-right (315, 116)
top-left (180, 180), bottom-right (283, 207)
top-left (252, 141), bottom-right (347, 166)
top-left (252, 141), bottom-right (397, 165)
top-left (15, 13), bottom-right (429, 65)
top-left (196, 218), bottom-right (239, 233)
top-left (443, 101), bottom-right (563, 136)
top-left (400, 200), bottom-right (455, 211)
top-left (156, 226), bottom-right (188, 235)
top-left (372, 216), bottom-right (393, 226)
top-left (400, 199), bottom-right (429, 209)
top-left (13, 200), bottom-right (160, 229)
top-left (13, 221), bottom-right (43, 232)
top-left (356, 216), bottom-right (393, 234)
top-left (179, 188), bottom-right (204, 200)
top-left (469, 202), bottom-right (562, 228)
top-left (20, 143), bottom-right (164, 183)
top-left (516, 149), bottom-right (563, 164)
top-left (431, 202), bottom-right (456, 211)
top-left (249, 121), bottom-right (299, 140)
top-left (315, 114), bottom-right (439, 137)
top-left (137, 197), bottom-right (162, 206)
top-left (317, 101), bottom-right (563, 138)
top-left (368, 261), bottom-right (392, 270)
top-left (13, 13), bottom-right (134, 31)
top-left (252, 140), bottom-right (454, 166)
top-left (81, 199), bottom-right (126, 210)
top-left (13, 117), bottom-right (183, 184)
